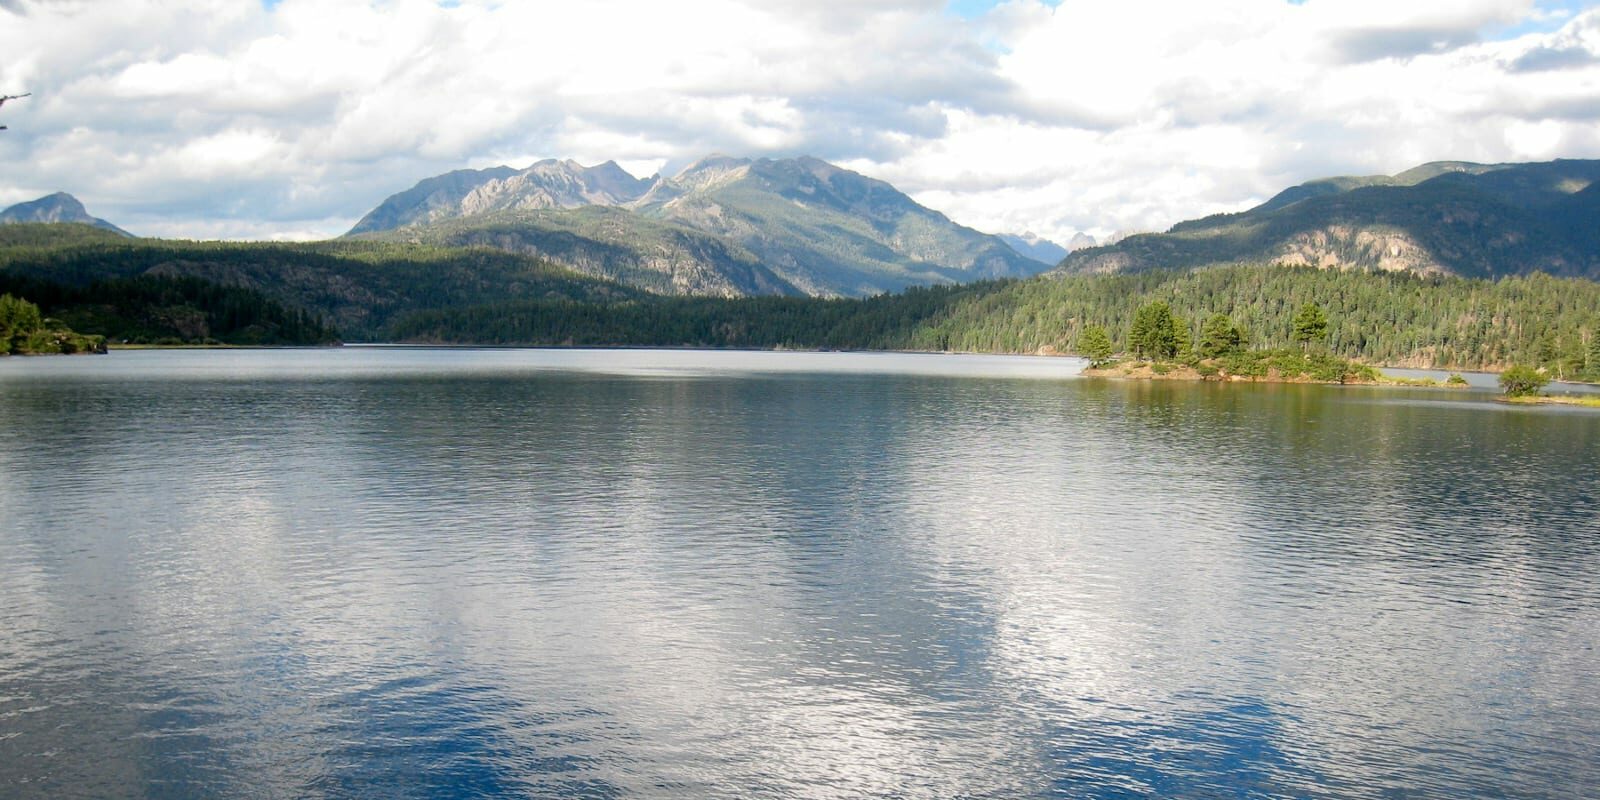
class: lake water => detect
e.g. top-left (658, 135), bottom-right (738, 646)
top-left (2, 347), bottom-right (1597, 799)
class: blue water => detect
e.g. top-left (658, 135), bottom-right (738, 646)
top-left (1, 347), bottom-right (1597, 799)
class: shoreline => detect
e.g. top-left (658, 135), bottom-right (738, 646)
top-left (1080, 359), bottom-right (1473, 389)
top-left (106, 342), bottom-right (344, 351)
top-left (1500, 395), bottom-right (1600, 408)
top-left (66, 342), bottom-right (1600, 393)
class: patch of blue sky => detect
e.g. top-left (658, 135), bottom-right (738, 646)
top-left (946, 0), bottom-right (1061, 20)
top-left (1490, 0), bottom-right (1597, 39)
top-left (1287, 0), bottom-right (1595, 39)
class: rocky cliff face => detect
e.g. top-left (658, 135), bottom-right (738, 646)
top-left (1273, 226), bottom-right (1441, 274)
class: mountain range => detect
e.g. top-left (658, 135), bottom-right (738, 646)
top-left (6, 156), bottom-right (1598, 303)
top-left (0, 192), bottom-right (131, 236)
top-left (349, 155), bottom-right (1047, 297)
top-left (3, 154), bottom-right (1597, 374)
top-left (1061, 159), bottom-right (1600, 279)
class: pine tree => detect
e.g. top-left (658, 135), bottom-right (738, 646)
top-left (1130, 301), bottom-right (1180, 360)
top-left (1078, 324), bottom-right (1114, 367)
top-left (1199, 313), bottom-right (1245, 359)
top-left (1293, 302), bottom-right (1329, 351)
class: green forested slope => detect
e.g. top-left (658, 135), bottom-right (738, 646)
top-left (0, 273), bottom-right (338, 345)
top-left (389, 264), bottom-right (1600, 376)
top-left (5, 224), bottom-right (1597, 376)
top-left (0, 224), bottom-right (640, 341)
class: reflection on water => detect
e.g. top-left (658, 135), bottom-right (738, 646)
top-left (1, 348), bottom-right (1597, 799)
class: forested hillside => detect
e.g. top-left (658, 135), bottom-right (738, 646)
top-left (0, 224), bottom-right (639, 341)
top-left (5, 224), bottom-right (1597, 375)
top-left (390, 265), bottom-right (1600, 376)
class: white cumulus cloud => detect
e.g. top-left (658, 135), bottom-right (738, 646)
top-left (0, 0), bottom-right (1596, 242)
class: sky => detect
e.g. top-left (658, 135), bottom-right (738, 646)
top-left (0, 0), bottom-right (1597, 242)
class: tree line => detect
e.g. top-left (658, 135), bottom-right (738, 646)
top-left (5, 225), bottom-right (1598, 376)
top-left (0, 274), bottom-right (339, 346)
top-left (386, 265), bottom-right (1600, 379)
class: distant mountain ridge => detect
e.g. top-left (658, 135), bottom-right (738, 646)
top-left (1, 193), bottom-right (132, 236)
top-left (999, 232), bottom-right (1068, 265)
top-left (1060, 159), bottom-right (1600, 279)
top-left (350, 154), bottom-right (1046, 297)
top-left (1000, 231), bottom-right (1094, 264)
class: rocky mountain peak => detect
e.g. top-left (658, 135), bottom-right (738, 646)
top-left (346, 152), bottom-right (1050, 296)
top-left (0, 192), bottom-right (133, 236)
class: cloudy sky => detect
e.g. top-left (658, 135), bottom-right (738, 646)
top-left (1, 0), bottom-right (1597, 241)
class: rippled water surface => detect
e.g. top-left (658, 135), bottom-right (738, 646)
top-left (2, 347), bottom-right (1597, 799)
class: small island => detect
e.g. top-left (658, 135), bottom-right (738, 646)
top-left (1074, 303), bottom-right (1585, 403)
top-left (1, 293), bottom-right (106, 355)
top-left (1081, 351), bottom-right (1380, 385)
top-left (1076, 301), bottom-right (1396, 386)
top-left (1075, 301), bottom-right (1483, 387)
top-left (1495, 365), bottom-right (1600, 408)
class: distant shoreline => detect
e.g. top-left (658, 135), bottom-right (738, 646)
top-left (1078, 357), bottom-right (1473, 389)
top-left (107, 342), bottom-right (344, 351)
top-left (1500, 395), bottom-right (1600, 408)
top-left (69, 343), bottom-right (1600, 396)
top-left (1079, 362), bottom-right (1361, 385)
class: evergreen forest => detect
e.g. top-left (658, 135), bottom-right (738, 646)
top-left (390, 265), bottom-right (1600, 379)
top-left (3, 223), bottom-right (1599, 379)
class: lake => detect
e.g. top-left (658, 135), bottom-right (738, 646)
top-left (2, 347), bottom-right (1597, 799)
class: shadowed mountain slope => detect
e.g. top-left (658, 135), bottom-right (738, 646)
top-left (1061, 159), bottom-right (1600, 279)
